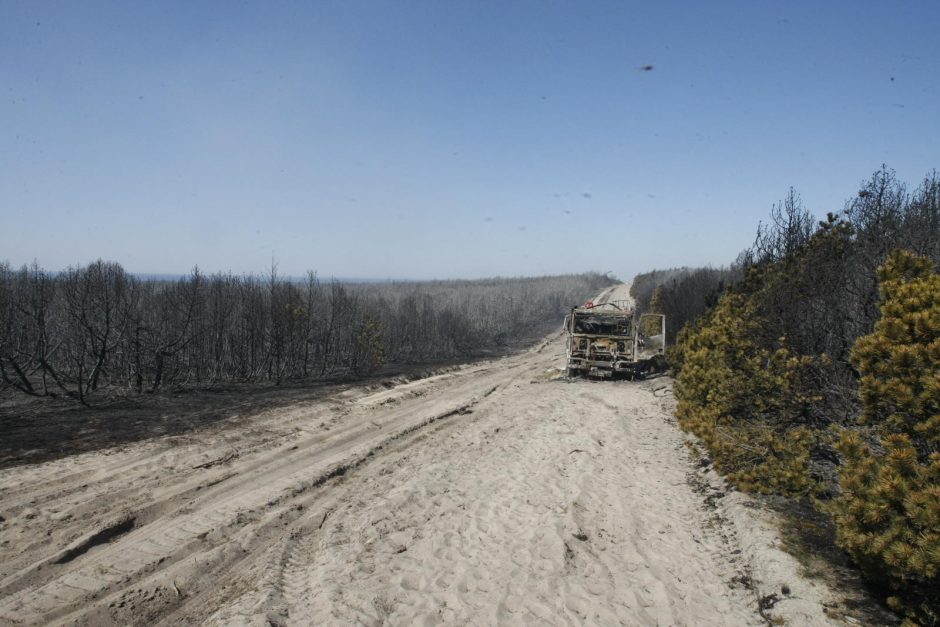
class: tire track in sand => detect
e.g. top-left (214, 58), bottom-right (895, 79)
top-left (246, 355), bottom-right (761, 625)
top-left (0, 284), bottom-right (841, 626)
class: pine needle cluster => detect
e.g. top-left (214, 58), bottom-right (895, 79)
top-left (831, 250), bottom-right (940, 623)
top-left (675, 286), bottom-right (821, 495)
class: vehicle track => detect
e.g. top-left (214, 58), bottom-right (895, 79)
top-left (0, 284), bottom-right (842, 626)
top-left (0, 340), bottom-right (535, 625)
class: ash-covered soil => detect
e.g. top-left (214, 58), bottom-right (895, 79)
top-left (0, 322), bottom-right (557, 470)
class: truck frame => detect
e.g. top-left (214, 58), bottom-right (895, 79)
top-left (563, 300), bottom-right (665, 379)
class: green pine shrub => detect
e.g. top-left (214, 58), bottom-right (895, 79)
top-left (354, 313), bottom-right (385, 375)
top-left (674, 282), bottom-right (822, 495)
top-left (831, 250), bottom-right (940, 623)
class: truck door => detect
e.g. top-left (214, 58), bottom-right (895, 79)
top-left (634, 313), bottom-right (666, 361)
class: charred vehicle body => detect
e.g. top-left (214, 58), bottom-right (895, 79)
top-left (564, 300), bottom-right (665, 379)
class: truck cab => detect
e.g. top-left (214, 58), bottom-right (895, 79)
top-left (564, 301), bottom-right (665, 379)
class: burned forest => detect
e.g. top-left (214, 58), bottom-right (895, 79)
top-left (0, 266), bottom-right (612, 404)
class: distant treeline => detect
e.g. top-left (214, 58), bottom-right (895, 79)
top-left (0, 264), bottom-right (611, 404)
top-left (637, 167), bottom-right (940, 622)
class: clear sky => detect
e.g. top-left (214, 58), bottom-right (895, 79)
top-left (2, 1), bottom-right (938, 280)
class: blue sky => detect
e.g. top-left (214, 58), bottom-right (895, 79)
top-left (2, 1), bottom-right (938, 280)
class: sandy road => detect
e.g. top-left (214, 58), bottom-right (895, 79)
top-left (0, 284), bottom-right (840, 626)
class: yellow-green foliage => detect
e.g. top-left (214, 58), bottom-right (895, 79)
top-left (675, 287), bottom-right (820, 495)
top-left (832, 250), bottom-right (940, 621)
top-left (355, 313), bottom-right (385, 374)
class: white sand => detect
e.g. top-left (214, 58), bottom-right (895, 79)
top-left (0, 284), bottom-right (844, 626)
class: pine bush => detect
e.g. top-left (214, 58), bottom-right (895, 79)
top-left (832, 250), bottom-right (940, 623)
top-left (675, 282), bottom-right (821, 495)
top-left (354, 313), bottom-right (385, 375)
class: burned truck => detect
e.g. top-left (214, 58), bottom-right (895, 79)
top-left (563, 300), bottom-right (665, 379)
